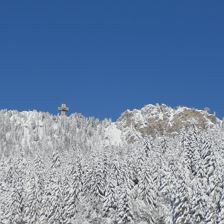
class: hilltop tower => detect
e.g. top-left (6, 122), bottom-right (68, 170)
top-left (58, 103), bottom-right (69, 116)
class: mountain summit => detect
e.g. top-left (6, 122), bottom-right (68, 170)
top-left (117, 104), bottom-right (220, 139)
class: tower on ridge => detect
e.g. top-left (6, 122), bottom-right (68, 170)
top-left (58, 103), bottom-right (69, 116)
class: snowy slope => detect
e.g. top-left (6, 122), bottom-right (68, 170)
top-left (0, 105), bottom-right (224, 224)
top-left (104, 123), bottom-right (123, 146)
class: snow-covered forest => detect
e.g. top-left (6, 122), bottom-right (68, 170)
top-left (0, 106), bottom-right (224, 224)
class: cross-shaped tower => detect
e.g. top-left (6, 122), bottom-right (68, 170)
top-left (58, 103), bottom-right (69, 116)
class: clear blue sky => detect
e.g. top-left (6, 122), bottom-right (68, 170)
top-left (0, 1), bottom-right (223, 120)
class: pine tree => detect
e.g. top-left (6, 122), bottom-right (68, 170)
top-left (170, 178), bottom-right (190, 224)
top-left (9, 171), bottom-right (26, 223)
top-left (83, 159), bottom-right (106, 212)
top-left (138, 163), bottom-right (157, 223)
top-left (47, 173), bottom-right (63, 224)
top-left (103, 180), bottom-right (117, 218)
top-left (116, 188), bottom-right (134, 224)
top-left (61, 176), bottom-right (79, 224)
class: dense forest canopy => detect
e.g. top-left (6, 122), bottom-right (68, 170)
top-left (0, 106), bottom-right (224, 224)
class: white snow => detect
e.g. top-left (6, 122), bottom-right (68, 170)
top-left (104, 123), bottom-right (122, 146)
top-left (0, 106), bottom-right (223, 223)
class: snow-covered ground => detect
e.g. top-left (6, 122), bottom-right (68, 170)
top-left (104, 123), bottom-right (123, 146)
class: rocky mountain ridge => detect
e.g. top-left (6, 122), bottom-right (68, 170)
top-left (0, 104), bottom-right (221, 152)
top-left (116, 104), bottom-right (220, 141)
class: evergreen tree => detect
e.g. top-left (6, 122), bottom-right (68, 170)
top-left (116, 188), bottom-right (134, 224)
